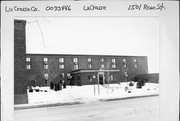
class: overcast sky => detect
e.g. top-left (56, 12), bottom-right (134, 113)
top-left (24, 17), bottom-right (159, 73)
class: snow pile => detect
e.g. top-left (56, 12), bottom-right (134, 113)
top-left (27, 82), bottom-right (159, 104)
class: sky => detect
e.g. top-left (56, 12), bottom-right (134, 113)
top-left (24, 17), bottom-right (159, 73)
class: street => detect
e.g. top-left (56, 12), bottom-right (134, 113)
top-left (14, 96), bottom-right (159, 121)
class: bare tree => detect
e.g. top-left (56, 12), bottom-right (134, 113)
top-left (32, 57), bottom-right (60, 86)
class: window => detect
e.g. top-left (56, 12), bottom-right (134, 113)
top-left (110, 74), bottom-right (113, 81)
top-left (44, 73), bottom-right (48, 78)
top-left (124, 72), bottom-right (128, 77)
top-left (67, 73), bottom-right (71, 79)
top-left (59, 64), bottom-right (64, 69)
top-left (44, 57), bottom-right (48, 62)
top-left (67, 73), bottom-right (71, 77)
top-left (112, 59), bottom-right (115, 63)
top-left (123, 58), bottom-right (126, 62)
top-left (44, 65), bottom-right (48, 69)
top-left (88, 64), bottom-right (92, 68)
top-left (112, 64), bottom-right (116, 68)
top-left (26, 65), bottom-right (31, 69)
top-left (60, 73), bottom-right (65, 78)
top-left (134, 64), bottom-right (138, 68)
top-left (88, 58), bottom-right (91, 62)
top-left (101, 64), bottom-right (104, 69)
top-left (62, 73), bottom-right (65, 78)
top-left (124, 64), bottom-right (127, 68)
top-left (74, 64), bottom-right (78, 69)
top-left (100, 58), bottom-right (104, 62)
top-left (133, 59), bottom-right (137, 62)
top-left (59, 58), bottom-right (64, 63)
top-left (123, 58), bottom-right (127, 65)
top-left (26, 57), bottom-right (30, 62)
top-left (73, 58), bottom-right (78, 63)
top-left (45, 80), bottom-right (48, 85)
top-left (88, 75), bottom-right (92, 81)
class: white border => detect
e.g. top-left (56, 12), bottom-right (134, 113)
top-left (1, 1), bottom-right (179, 121)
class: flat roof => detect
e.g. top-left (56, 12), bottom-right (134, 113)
top-left (71, 69), bottom-right (120, 74)
top-left (26, 53), bottom-right (147, 58)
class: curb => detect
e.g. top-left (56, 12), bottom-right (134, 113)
top-left (99, 94), bottom-right (159, 102)
top-left (14, 94), bottom-right (159, 110)
top-left (14, 101), bottom-right (83, 110)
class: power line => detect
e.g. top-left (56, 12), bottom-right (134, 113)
top-left (36, 20), bottom-right (47, 48)
top-left (26, 19), bottom-right (47, 48)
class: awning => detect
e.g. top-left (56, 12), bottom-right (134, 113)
top-left (71, 69), bottom-right (120, 74)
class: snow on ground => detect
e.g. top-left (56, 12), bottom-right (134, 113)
top-left (27, 82), bottom-right (159, 104)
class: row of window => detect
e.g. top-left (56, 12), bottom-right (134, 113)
top-left (26, 57), bottom-right (138, 70)
top-left (26, 63), bottom-right (137, 70)
top-left (26, 57), bottom-right (137, 63)
top-left (44, 71), bottom-right (129, 80)
top-left (44, 73), bottom-right (71, 79)
top-left (26, 57), bottom-right (65, 63)
top-left (26, 64), bottom-right (65, 70)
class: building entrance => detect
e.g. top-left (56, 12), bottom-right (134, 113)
top-left (98, 72), bottom-right (104, 85)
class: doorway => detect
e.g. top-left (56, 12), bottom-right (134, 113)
top-left (98, 72), bottom-right (104, 85)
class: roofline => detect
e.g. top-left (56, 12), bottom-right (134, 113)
top-left (71, 69), bottom-right (120, 74)
top-left (26, 53), bottom-right (148, 58)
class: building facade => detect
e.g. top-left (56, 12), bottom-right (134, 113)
top-left (25, 54), bottom-right (148, 86)
top-left (14, 19), bottom-right (148, 104)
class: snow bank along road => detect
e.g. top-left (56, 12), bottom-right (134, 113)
top-left (14, 96), bottom-right (159, 121)
top-left (27, 83), bottom-right (159, 104)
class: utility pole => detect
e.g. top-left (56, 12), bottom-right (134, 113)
top-left (93, 75), bottom-right (96, 96)
top-left (97, 73), bottom-right (100, 95)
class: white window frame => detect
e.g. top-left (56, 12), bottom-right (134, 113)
top-left (101, 64), bottom-right (104, 68)
top-left (26, 65), bottom-right (31, 69)
top-left (67, 73), bottom-right (71, 77)
top-left (44, 57), bottom-right (48, 62)
top-left (59, 64), bottom-right (64, 69)
top-left (124, 72), bottom-right (128, 77)
top-left (100, 58), bottom-right (104, 62)
top-left (88, 64), bottom-right (92, 68)
top-left (112, 58), bottom-right (115, 63)
top-left (26, 57), bottom-right (31, 62)
top-left (44, 73), bottom-right (49, 78)
top-left (88, 58), bottom-right (92, 62)
top-left (123, 58), bottom-right (126, 62)
top-left (110, 75), bottom-right (113, 80)
top-left (112, 64), bottom-right (116, 68)
top-left (44, 64), bottom-right (48, 69)
top-left (59, 58), bottom-right (64, 63)
top-left (62, 73), bottom-right (65, 78)
top-left (134, 64), bottom-right (138, 68)
top-left (73, 58), bottom-right (78, 63)
top-left (74, 64), bottom-right (78, 69)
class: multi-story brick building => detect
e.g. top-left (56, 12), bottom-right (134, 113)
top-left (14, 19), bottom-right (148, 104)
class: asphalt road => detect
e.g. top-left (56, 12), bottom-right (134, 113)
top-left (14, 96), bottom-right (159, 121)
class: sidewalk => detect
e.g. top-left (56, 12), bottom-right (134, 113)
top-left (14, 94), bottom-right (159, 110)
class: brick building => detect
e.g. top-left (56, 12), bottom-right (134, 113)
top-left (14, 20), bottom-right (148, 104)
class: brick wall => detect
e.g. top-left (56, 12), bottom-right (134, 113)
top-left (26, 54), bottom-right (148, 86)
top-left (14, 20), bottom-right (28, 104)
top-left (14, 20), bottom-right (27, 95)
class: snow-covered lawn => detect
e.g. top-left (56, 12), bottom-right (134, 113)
top-left (27, 82), bottom-right (159, 104)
